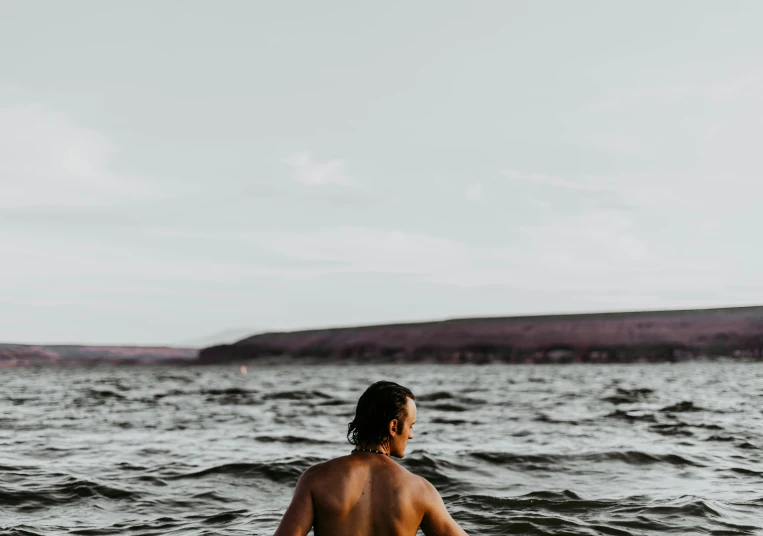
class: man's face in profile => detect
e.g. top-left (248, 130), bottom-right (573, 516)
top-left (389, 397), bottom-right (417, 458)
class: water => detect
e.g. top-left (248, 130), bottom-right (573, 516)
top-left (2, 363), bottom-right (762, 535)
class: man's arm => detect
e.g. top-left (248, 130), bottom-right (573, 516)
top-left (419, 479), bottom-right (468, 536)
top-left (273, 469), bottom-right (314, 536)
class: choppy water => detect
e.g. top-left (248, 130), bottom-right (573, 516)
top-left (2, 363), bottom-right (762, 535)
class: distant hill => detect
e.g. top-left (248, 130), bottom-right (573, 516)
top-left (0, 344), bottom-right (197, 367)
top-left (199, 305), bottom-right (763, 364)
top-left (177, 327), bottom-right (262, 348)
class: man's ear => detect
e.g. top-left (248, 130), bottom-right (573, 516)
top-left (388, 418), bottom-right (398, 437)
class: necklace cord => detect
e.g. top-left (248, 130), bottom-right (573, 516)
top-left (351, 447), bottom-right (389, 456)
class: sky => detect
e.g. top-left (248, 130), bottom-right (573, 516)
top-left (2, 1), bottom-right (763, 346)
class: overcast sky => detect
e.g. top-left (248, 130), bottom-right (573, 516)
top-left (2, 1), bottom-right (763, 346)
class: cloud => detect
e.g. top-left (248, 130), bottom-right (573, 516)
top-left (285, 152), bottom-right (351, 186)
top-left (465, 183), bottom-right (482, 200)
top-left (0, 225), bottom-right (320, 289)
top-left (503, 167), bottom-right (761, 212)
top-left (257, 226), bottom-right (478, 279)
top-left (514, 211), bottom-right (653, 270)
top-left (582, 133), bottom-right (643, 155)
top-left (248, 220), bottom-right (661, 290)
top-left (0, 105), bottom-right (153, 208)
top-left (241, 220), bottom-right (763, 316)
top-left (493, 165), bottom-right (763, 307)
top-left (249, 226), bottom-right (537, 289)
top-left (589, 71), bottom-right (763, 111)
top-left (503, 169), bottom-right (607, 192)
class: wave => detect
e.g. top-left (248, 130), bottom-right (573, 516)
top-left (314, 398), bottom-right (348, 406)
top-left (470, 450), bottom-right (705, 468)
top-left (0, 476), bottom-right (139, 509)
top-left (262, 390), bottom-right (333, 400)
top-left (728, 467), bottom-right (763, 477)
top-left (430, 417), bottom-right (479, 425)
top-left (418, 392), bottom-right (486, 405)
top-left (706, 435), bottom-right (736, 442)
top-left (535, 413), bottom-right (587, 425)
top-left (2, 528), bottom-right (46, 536)
top-left (660, 401), bottom-right (704, 412)
top-left (418, 391), bottom-right (457, 402)
top-left (154, 373), bottom-right (197, 383)
top-left (204, 388), bottom-right (261, 405)
top-left (648, 423), bottom-right (694, 438)
top-left (400, 453), bottom-right (464, 492)
top-left (612, 496), bottom-right (761, 533)
top-left (151, 389), bottom-right (194, 400)
top-left (201, 509), bottom-right (249, 525)
top-left (191, 491), bottom-right (234, 502)
top-left (203, 387), bottom-right (257, 396)
top-left (73, 388), bottom-right (127, 403)
top-left (451, 491), bottom-right (627, 535)
top-left (167, 458), bottom-right (323, 484)
top-left (605, 409), bottom-right (657, 423)
top-left (601, 387), bottom-right (654, 404)
top-left (253, 435), bottom-right (332, 445)
top-left (452, 492), bottom-right (761, 535)
top-left (133, 475), bottom-right (168, 486)
top-left (149, 388), bottom-right (261, 403)
top-left (427, 403), bottom-right (471, 412)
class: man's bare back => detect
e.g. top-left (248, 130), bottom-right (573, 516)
top-left (273, 381), bottom-right (467, 536)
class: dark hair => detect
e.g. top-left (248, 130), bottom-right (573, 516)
top-left (347, 381), bottom-right (414, 447)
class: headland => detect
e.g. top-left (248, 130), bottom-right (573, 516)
top-left (0, 344), bottom-right (197, 367)
top-left (5, 305), bottom-right (763, 367)
top-left (198, 305), bottom-right (763, 364)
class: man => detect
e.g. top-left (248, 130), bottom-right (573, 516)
top-left (274, 381), bottom-right (468, 536)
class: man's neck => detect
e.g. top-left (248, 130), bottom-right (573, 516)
top-left (354, 443), bottom-right (390, 455)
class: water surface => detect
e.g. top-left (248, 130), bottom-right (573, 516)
top-left (2, 363), bottom-right (762, 535)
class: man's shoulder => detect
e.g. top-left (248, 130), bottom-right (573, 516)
top-left (300, 458), bottom-right (336, 479)
top-left (299, 455), bottom-right (439, 509)
top-left (299, 455), bottom-right (353, 482)
top-left (383, 460), bottom-right (437, 498)
top-left (410, 473), bottom-right (438, 500)
top-left (300, 454), bottom-right (427, 484)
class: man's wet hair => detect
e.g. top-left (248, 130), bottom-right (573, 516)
top-left (347, 381), bottom-right (414, 447)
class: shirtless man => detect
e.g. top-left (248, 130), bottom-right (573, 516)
top-left (273, 381), bottom-right (467, 536)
